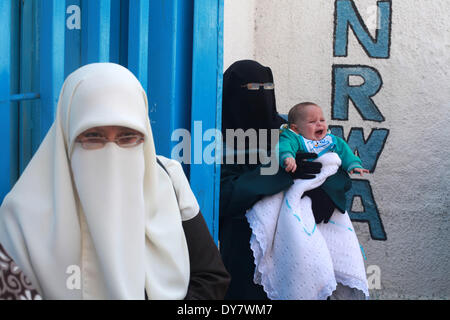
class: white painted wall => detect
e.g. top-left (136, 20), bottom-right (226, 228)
top-left (224, 0), bottom-right (450, 299)
top-left (224, 0), bottom-right (256, 70)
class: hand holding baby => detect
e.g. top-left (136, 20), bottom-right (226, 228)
top-left (349, 167), bottom-right (370, 176)
top-left (284, 157), bottom-right (297, 172)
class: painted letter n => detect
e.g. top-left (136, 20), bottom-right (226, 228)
top-left (334, 0), bottom-right (392, 58)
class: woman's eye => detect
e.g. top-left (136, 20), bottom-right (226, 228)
top-left (84, 132), bottom-right (102, 138)
top-left (118, 132), bottom-right (136, 138)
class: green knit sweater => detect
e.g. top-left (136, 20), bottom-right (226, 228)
top-left (278, 128), bottom-right (363, 172)
top-left (278, 128), bottom-right (361, 212)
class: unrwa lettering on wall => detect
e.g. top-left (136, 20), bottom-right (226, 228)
top-left (331, 0), bottom-right (392, 240)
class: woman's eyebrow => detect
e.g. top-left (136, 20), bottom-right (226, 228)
top-left (118, 128), bottom-right (138, 133)
top-left (84, 127), bottom-right (105, 134)
top-left (118, 129), bottom-right (144, 137)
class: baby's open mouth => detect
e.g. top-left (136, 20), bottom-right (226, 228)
top-left (315, 129), bottom-right (324, 136)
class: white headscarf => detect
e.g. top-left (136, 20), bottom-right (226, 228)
top-left (0, 63), bottom-right (190, 299)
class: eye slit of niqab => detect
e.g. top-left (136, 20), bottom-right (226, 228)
top-left (79, 127), bottom-right (144, 139)
top-left (117, 129), bottom-right (143, 138)
top-left (83, 131), bottom-right (102, 138)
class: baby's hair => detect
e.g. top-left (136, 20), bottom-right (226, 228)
top-left (288, 102), bottom-right (319, 124)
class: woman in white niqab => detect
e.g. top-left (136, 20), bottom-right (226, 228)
top-left (0, 63), bottom-right (229, 300)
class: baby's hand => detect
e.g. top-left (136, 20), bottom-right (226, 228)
top-left (350, 168), bottom-right (370, 176)
top-left (284, 157), bottom-right (297, 172)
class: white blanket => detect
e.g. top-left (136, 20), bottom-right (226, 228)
top-left (246, 153), bottom-right (369, 300)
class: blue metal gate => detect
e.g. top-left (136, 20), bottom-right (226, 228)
top-left (0, 0), bottom-right (223, 241)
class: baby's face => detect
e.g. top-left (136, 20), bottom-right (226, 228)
top-left (292, 105), bottom-right (328, 140)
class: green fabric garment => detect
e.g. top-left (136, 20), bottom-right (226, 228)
top-left (219, 158), bottom-right (353, 218)
top-left (219, 163), bottom-right (293, 217)
top-left (218, 157), bottom-right (353, 299)
top-left (219, 162), bottom-right (294, 299)
top-left (278, 128), bottom-right (363, 172)
top-left (321, 167), bottom-right (353, 213)
top-left (277, 128), bottom-right (355, 212)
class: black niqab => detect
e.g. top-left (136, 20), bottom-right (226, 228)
top-left (221, 60), bottom-right (285, 154)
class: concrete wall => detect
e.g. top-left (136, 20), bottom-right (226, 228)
top-left (224, 0), bottom-right (255, 70)
top-left (224, 0), bottom-right (450, 299)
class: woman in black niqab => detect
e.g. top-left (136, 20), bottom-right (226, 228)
top-left (219, 60), bottom-right (323, 299)
top-left (222, 60), bottom-right (284, 137)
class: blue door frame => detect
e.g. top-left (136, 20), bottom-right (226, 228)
top-left (0, 0), bottom-right (223, 242)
